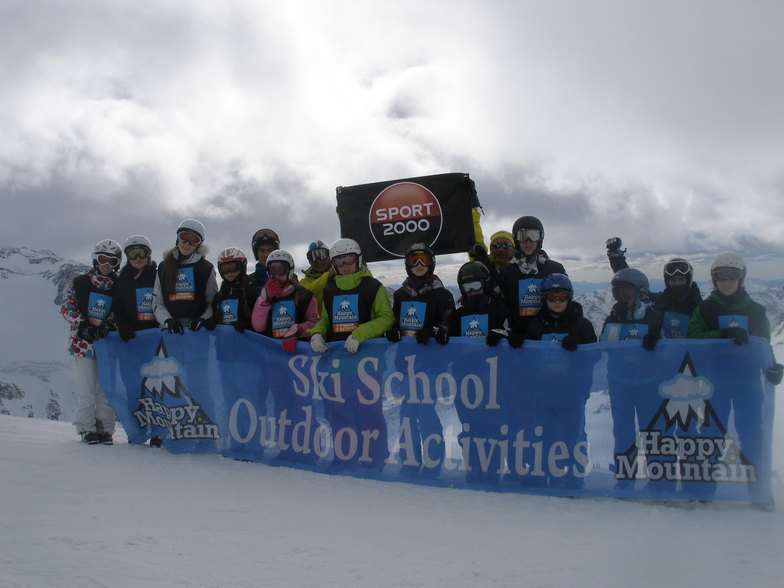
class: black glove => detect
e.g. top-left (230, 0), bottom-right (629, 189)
top-left (606, 237), bottom-right (626, 258)
top-left (486, 329), bottom-right (506, 347)
top-left (164, 319), bottom-right (184, 334)
top-left (416, 328), bottom-right (432, 344)
top-left (721, 326), bottom-right (749, 345)
top-left (385, 328), bottom-right (401, 343)
top-left (433, 325), bottom-right (449, 345)
top-left (469, 242), bottom-right (491, 267)
top-left (765, 363), bottom-right (783, 385)
top-left (507, 331), bottom-right (525, 349)
top-left (94, 322), bottom-right (111, 340)
top-left (190, 318), bottom-right (207, 331)
top-left (561, 335), bottom-right (578, 351)
top-left (232, 319), bottom-right (247, 334)
top-left (118, 323), bottom-right (135, 342)
top-left (77, 320), bottom-right (97, 343)
top-left (642, 332), bottom-right (659, 351)
top-left (201, 316), bottom-right (217, 331)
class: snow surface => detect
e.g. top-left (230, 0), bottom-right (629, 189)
top-left (1, 414), bottom-right (783, 588)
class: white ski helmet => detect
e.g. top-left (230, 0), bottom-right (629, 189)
top-left (123, 234), bottom-right (152, 252)
top-left (266, 249), bottom-right (295, 271)
top-left (329, 238), bottom-right (362, 268)
top-left (710, 252), bottom-right (746, 284)
top-left (217, 247), bottom-right (247, 270)
top-left (177, 219), bottom-right (205, 242)
top-left (92, 239), bottom-right (122, 267)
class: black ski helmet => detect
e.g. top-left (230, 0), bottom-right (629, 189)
top-left (251, 229), bottom-right (280, 261)
top-left (512, 215), bottom-right (544, 255)
top-left (457, 261), bottom-right (490, 295)
top-left (404, 242), bottom-right (435, 277)
top-left (611, 268), bottom-right (649, 302)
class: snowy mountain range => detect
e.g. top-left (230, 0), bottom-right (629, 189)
top-left (2, 246), bottom-right (782, 421)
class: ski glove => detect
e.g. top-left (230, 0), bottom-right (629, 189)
top-left (344, 335), bottom-right (361, 354)
top-left (642, 332), bottom-right (659, 351)
top-left (766, 363), bottom-right (783, 385)
top-left (486, 329), bottom-right (506, 347)
top-left (561, 335), bottom-right (578, 351)
top-left (232, 319), bottom-right (247, 334)
top-left (385, 328), bottom-right (401, 343)
top-left (507, 331), bottom-right (525, 349)
top-left (118, 324), bottom-right (135, 342)
top-left (433, 325), bottom-right (449, 345)
top-left (264, 278), bottom-right (283, 300)
top-left (77, 320), bottom-right (96, 343)
top-left (310, 333), bottom-right (327, 353)
top-left (416, 328), bottom-right (432, 345)
top-left (606, 237), bottom-right (626, 258)
top-left (164, 319), bottom-right (184, 335)
top-left (721, 326), bottom-right (749, 345)
top-left (94, 322), bottom-right (111, 340)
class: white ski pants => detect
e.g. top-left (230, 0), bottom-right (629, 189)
top-left (72, 356), bottom-right (116, 435)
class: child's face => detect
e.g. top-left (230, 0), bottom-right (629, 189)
top-left (333, 254), bottom-right (358, 275)
top-left (222, 269), bottom-right (241, 282)
top-left (267, 262), bottom-right (289, 282)
top-left (410, 264), bottom-right (429, 277)
top-left (312, 257), bottom-right (331, 273)
top-left (667, 275), bottom-right (688, 287)
top-left (715, 274), bottom-right (740, 296)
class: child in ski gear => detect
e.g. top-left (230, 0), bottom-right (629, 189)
top-left (497, 215), bottom-right (567, 337)
top-left (521, 274), bottom-right (597, 488)
top-left (605, 237), bottom-right (702, 338)
top-left (112, 235), bottom-right (158, 342)
top-left (308, 238), bottom-right (394, 354)
top-left (525, 274), bottom-right (597, 349)
top-left (208, 248), bottom-right (259, 333)
top-left (386, 243), bottom-right (454, 345)
top-left (600, 268), bottom-right (663, 484)
top-left (153, 219), bottom-right (218, 333)
top-left (448, 261), bottom-right (509, 484)
top-left (688, 252), bottom-right (781, 383)
top-left (61, 239), bottom-right (121, 445)
top-left (252, 249), bottom-right (319, 349)
top-left (599, 268), bottom-right (663, 349)
top-left (299, 239), bottom-right (334, 308)
top-left (450, 261), bottom-right (510, 345)
top-left (308, 238), bottom-right (394, 469)
top-left (247, 228), bottom-right (280, 293)
top-left (386, 243), bottom-right (454, 477)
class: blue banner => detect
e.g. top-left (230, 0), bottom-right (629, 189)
top-left (95, 329), bottom-right (776, 506)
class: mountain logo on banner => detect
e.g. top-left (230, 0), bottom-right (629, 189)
top-left (368, 182), bottom-right (443, 257)
top-left (131, 338), bottom-right (220, 441)
top-left (614, 352), bottom-right (755, 484)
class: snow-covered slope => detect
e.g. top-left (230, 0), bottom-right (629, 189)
top-left (0, 247), bottom-right (88, 419)
top-left (1, 413), bottom-right (783, 588)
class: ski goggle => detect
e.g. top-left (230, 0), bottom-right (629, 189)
top-left (664, 261), bottom-right (691, 277)
top-left (515, 228), bottom-right (541, 243)
top-left (267, 263), bottom-right (289, 276)
top-left (544, 291), bottom-right (570, 302)
top-left (460, 280), bottom-right (484, 293)
top-left (406, 252), bottom-right (433, 267)
top-left (96, 254), bottom-right (120, 268)
top-left (712, 269), bottom-right (742, 282)
top-left (491, 242), bottom-right (514, 250)
top-left (612, 283), bottom-right (638, 302)
top-left (307, 248), bottom-right (330, 263)
top-left (125, 246), bottom-right (150, 260)
top-left (177, 231), bottom-right (202, 246)
top-left (332, 253), bottom-right (358, 267)
top-left (219, 261), bottom-right (243, 274)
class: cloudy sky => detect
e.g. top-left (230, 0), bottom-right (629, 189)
top-left (2, 0), bottom-right (783, 283)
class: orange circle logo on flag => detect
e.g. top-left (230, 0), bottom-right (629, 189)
top-left (368, 182), bottom-right (443, 256)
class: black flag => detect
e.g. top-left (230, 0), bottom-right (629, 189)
top-left (336, 172), bottom-right (475, 262)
